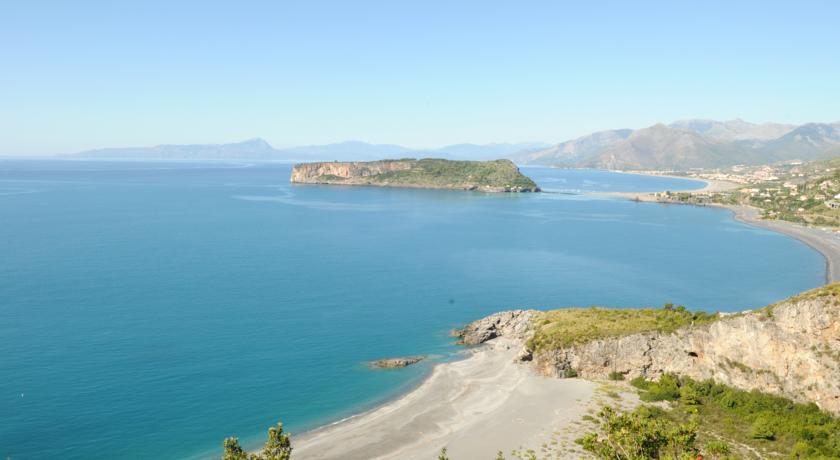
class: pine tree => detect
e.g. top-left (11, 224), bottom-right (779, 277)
top-left (222, 437), bottom-right (251, 460)
top-left (260, 422), bottom-right (293, 460)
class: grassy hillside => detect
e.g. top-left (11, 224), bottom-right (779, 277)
top-left (526, 305), bottom-right (718, 352)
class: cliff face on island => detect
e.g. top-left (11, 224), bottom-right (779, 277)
top-left (458, 285), bottom-right (840, 415)
top-left (290, 158), bottom-right (540, 192)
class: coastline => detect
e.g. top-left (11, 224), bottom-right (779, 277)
top-left (282, 172), bottom-right (838, 460)
top-left (292, 338), bottom-right (607, 459)
top-left (597, 174), bottom-right (840, 284)
top-left (725, 205), bottom-right (840, 283)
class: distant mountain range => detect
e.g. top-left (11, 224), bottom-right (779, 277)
top-left (70, 139), bottom-right (549, 163)
top-left (69, 119), bottom-right (840, 170)
top-left (512, 120), bottom-right (840, 170)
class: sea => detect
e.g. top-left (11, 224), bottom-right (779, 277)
top-left (0, 160), bottom-right (824, 459)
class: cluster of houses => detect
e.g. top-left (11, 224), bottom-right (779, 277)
top-left (653, 162), bottom-right (840, 220)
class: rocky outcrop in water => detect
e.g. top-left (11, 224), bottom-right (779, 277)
top-left (369, 356), bottom-right (426, 369)
top-left (461, 288), bottom-right (840, 415)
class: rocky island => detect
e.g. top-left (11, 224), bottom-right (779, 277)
top-left (290, 158), bottom-right (540, 192)
top-left (367, 356), bottom-right (426, 369)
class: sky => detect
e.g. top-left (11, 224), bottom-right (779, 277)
top-left (1, 0), bottom-right (839, 155)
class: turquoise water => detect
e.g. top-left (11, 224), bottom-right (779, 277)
top-left (0, 160), bottom-right (824, 459)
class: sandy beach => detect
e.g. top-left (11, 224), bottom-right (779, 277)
top-left (726, 205), bottom-right (840, 283)
top-left (293, 337), bottom-right (609, 460)
top-left (289, 174), bottom-right (840, 460)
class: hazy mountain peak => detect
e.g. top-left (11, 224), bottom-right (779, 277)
top-left (516, 119), bottom-right (837, 170)
top-left (238, 137), bottom-right (273, 149)
top-left (509, 129), bottom-right (632, 166)
top-left (670, 119), bottom-right (795, 142)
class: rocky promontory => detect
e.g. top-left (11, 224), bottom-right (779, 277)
top-left (454, 309), bottom-right (538, 345)
top-left (458, 285), bottom-right (840, 415)
top-left (290, 158), bottom-right (540, 192)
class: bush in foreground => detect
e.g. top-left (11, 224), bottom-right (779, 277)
top-left (223, 422), bottom-right (292, 460)
top-left (576, 405), bottom-right (699, 459)
top-left (629, 374), bottom-right (840, 458)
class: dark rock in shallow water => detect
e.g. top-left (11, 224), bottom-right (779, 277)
top-left (369, 356), bottom-right (426, 369)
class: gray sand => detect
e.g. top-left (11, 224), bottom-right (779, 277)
top-left (293, 338), bottom-right (597, 459)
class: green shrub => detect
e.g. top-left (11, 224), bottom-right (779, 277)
top-left (575, 406), bottom-right (698, 459)
top-left (640, 373), bottom-right (681, 402)
top-left (629, 376), bottom-right (649, 390)
top-left (704, 440), bottom-right (731, 458)
top-left (631, 375), bottom-right (840, 457)
top-left (608, 371), bottom-right (624, 381)
top-left (679, 385), bottom-right (701, 405)
top-left (750, 413), bottom-right (776, 440)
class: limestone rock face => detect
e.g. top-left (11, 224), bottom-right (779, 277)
top-left (456, 310), bottom-right (539, 345)
top-left (291, 161), bottom-right (413, 183)
top-left (462, 293), bottom-right (840, 414)
top-left (531, 297), bottom-right (840, 414)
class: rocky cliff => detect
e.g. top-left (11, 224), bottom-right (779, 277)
top-left (459, 286), bottom-right (840, 415)
top-left (290, 158), bottom-right (540, 192)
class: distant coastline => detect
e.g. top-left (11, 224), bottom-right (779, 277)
top-left (597, 174), bottom-right (840, 283)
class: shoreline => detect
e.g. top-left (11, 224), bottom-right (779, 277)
top-left (596, 174), bottom-right (840, 284)
top-left (724, 205), bottom-right (840, 283)
top-left (291, 338), bottom-right (603, 459)
top-left (281, 172), bottom-right (839, 459)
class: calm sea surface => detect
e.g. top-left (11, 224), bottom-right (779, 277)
top-left (0, 160), bottom-right (824, 459)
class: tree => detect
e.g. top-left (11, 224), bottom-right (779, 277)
top-left (437, 447), bottom-right (450, 460)
top-left (260, 422), bottom-right (293, 460)
top-left (222, 437), bottom-right (251, 460)
top-left (222, 421), bottom-right (292, 460)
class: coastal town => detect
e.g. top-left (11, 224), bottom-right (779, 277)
top-left (640, 158), bottom-right (840, 229)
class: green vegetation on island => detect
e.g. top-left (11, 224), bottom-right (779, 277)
top-left (290, 158), bottom-right (540, 192)
top-left (526, 304), bottom-right (718, 352)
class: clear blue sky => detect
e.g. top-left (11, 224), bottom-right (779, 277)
top-left (1, 0), bottom-right (839, 155)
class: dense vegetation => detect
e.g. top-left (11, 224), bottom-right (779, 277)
top-left (375, 159), bottom-right (538, 190)
top-left (575, 374), bottom-right (840, 459)
top-left (576, 405), bottom-right (702, 459)
top-left (526, 304), bottom-right (718, 352)
top-left (223, 422), bottom-right (292, 460)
